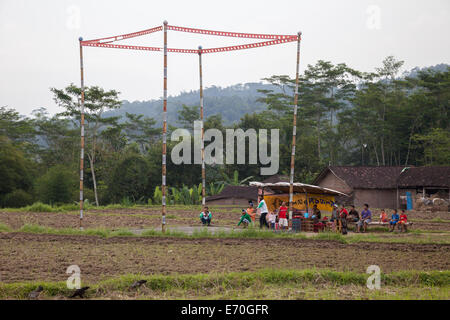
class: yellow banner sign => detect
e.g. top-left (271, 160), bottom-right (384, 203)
top-left (264, 193), bottom-right (336, 213)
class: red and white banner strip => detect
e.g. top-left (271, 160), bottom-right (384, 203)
top-left (82, 26), bottom-right (162, 44)
top-left (167, 25), bottom-right (297, 40)
top-left (80, 25), bottom-right (299, 54)
top-left (201, 37), bottom-right (298, 53)
top-left (81, 36), bottom-right (297, 54)
top-left (81, 42), bottom-right (162, 52)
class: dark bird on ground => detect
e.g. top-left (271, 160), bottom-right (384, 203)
top-left (28, 285), bottom-right (43, 299)
top-left (69, 286), bottom-right (90, 298)
top-left (130, 280), bottom-right (147, 289)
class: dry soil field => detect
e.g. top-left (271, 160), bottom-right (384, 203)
top-left (0, 205), bottom-right (449, 299)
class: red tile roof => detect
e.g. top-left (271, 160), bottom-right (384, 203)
top-left (397, 166), bottom-right (450, 188)
top-left (206, 186), bottom-right (259, 202)
top-left (314, 166), bottom-right (450, 189)
top-left (314, 166), bottom-right (406, 189)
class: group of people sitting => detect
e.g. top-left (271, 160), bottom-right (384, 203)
top-left (331, 203), bottom-right (409, 234)
top-left (199, 198), bottom-right (409, 233)
top-left (379, 208), bottom-right (409, 232)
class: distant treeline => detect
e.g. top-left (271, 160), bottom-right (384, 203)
top-left (0, 57), bottom-right (449, 208)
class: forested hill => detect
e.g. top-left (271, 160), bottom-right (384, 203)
top-left (106, 82), bottom-right (280, 125)
top-left (107, 64), bottom-right (449, 125)
top-left (404, 63), bottom-right (449, 78)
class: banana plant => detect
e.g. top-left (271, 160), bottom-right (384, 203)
top-left (170, 187), bottom-right (181, 204)
top-left (153, 186), bottom-right (162, 204)
top-left (207, 182), bottom-right (225, 195)
top-left (220, 170), bottom-right (254, 186)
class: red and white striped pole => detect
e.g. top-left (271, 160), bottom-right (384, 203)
top-left (161, 21), bottom-right (168, 233)
top-left (288, 32), bottom-right (302, 230)
top-left (78, 37), bottom-right (86, 230)
top-left (198, 46), bottom-right (206, 209)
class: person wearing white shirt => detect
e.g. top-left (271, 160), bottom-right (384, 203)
top-left (257, 195), bottom-right (269, 229)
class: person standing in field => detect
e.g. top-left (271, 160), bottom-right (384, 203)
top-left (339, 204), bottom-right (349, 234)
top-left (277, 201), bottom-right (288, 230)
top-left (257, 195), bottom-right (269, 229)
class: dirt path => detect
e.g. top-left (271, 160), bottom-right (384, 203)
top-left (0, 232), bottom-right (448, 283)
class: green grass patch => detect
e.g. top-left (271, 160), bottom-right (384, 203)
top-left (5, 223), bottom-right (449, 244)
top-left (23, 202), bottom-right (55, 212)
top-left (0, 269), bottom-right (448, 299)
top-left (0, 223), bottom-right (12, 232)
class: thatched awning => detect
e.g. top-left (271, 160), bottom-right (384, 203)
top-left (249, 181), bottom-right (348, 197)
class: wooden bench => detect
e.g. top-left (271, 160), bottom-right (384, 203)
top-left (348, 220), bottom-right (413, 232)
top-left (368, 221), bottom-right (413, 231)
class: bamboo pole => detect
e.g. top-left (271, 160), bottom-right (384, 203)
top-left (78, 37), bottom-right (86, 230)
top-left (198, 46), bottom-right (206, 209)
top-left (288, 32), bottom-right (302, 230)
top-left (162, 21), bottom-right (168, 233)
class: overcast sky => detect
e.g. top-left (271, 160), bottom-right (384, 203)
top-left (1, 0), bottom-right (449, 116)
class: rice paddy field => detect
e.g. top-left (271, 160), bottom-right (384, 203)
top-left (0, 204), bottom-right (449, 300)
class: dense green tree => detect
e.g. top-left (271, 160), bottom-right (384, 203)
top-left (123, 112), bottom-right (158, 152)
top-left (51, 84), bottom-right (121, 206)
top-left (177, 104), bottom-right (200, 130)
top-left (0, 137), bottom-right (33, 197)
top-left (35, 165), bottom-right (77, 205)
top-left (107, 153), bottom-right (153, 203)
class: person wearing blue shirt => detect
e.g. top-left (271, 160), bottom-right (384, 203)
top-left (357, 204), bottom-right (372, 233)
top-left (389, 209), bottom-right (400, 232)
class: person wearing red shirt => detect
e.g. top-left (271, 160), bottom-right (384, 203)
top-left (278, 202), bottom-right (288, 230)
top-left (398, 209), bottom-right (408, 233)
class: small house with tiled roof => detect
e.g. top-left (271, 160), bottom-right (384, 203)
top-left (313, 166), bottom-right (450, 209)
top-left (206, 185), bottom-right (259, 206)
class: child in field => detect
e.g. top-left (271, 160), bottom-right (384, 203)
top-left (379, 209), bottom-right (388, 223)
top-left (389, 209), bottom-right (400, 232)
top-left (398, 210), bottom-right (408, 232)
top-left (267, 211), bottom-right (276, 229)
top-left (246, 202), bottom-right (256, 222)
top-left (237, 209), bottom-right (252, 228)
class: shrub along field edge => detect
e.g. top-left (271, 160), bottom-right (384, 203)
top-left (0, 223), bottom-right (449, 244)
